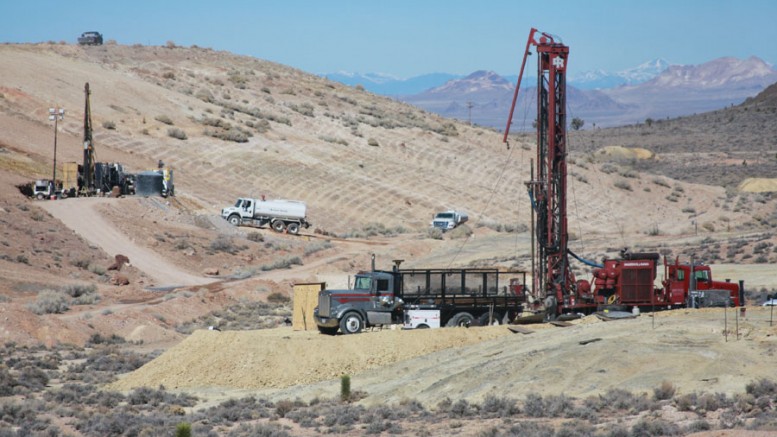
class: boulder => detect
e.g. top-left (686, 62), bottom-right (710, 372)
top-left (108, 254), bottom-right (130, 271)
top-left (203, 267), bottom-right (219, 276)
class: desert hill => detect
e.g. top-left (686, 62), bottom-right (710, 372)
top-left (1, 42), bottom-right (777, 345)
top-left (2, 42), bottom-right (777, 436)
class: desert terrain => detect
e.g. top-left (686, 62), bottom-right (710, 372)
top-left (1, 42), bottom-right (777, 436)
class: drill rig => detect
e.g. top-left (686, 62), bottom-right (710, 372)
top-left (504, 28), bottom-right (576, 320)
top-left (505, 29), bottom-right (742, 319)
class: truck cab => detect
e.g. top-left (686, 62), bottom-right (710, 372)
top-left (664, 262), bottom-right (740, 307)
top-left (431, 210), bottom-right (468, 231)
top-left (314, 270), bottom-right (403, 335)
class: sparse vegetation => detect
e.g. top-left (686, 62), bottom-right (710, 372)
top-left (155, 114), bottom-right (174, 125)
top-left (167, 127), bottom-right (187, 140)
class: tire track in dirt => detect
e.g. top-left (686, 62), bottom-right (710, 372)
top-left (39, 197), bottom-right (217, 287)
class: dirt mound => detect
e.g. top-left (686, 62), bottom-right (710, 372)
top-left (738, 177), bottom-right (777, 192)
top-left (110, 307), bottom-right (777, 407)
top-left (109, 326), bottom-right (512, 391)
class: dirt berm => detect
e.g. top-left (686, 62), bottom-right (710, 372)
top-left (110, 307), bottom-right (777, 406)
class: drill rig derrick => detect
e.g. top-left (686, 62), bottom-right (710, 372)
top-left (80, 82), bottom-right (96, 196)
top-left (504, 29), bottom-right (578, 320)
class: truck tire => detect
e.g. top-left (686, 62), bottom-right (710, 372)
top-left (478, 312), bottom-right (502, 326)
top-left (228, 214), bottom-right (241, 226)
top-left (446, 312), bottom-right (474, 328)
top-left (271, 219), bottom-right (286, 233)
top-left (286, 222), bottom-right (300, 235)
top-left (36, 193), bottom-right (45, 200)
top-left (339, 312), bottom-right (364, 334)
top-left (317, 326), bottom-right (338, 336)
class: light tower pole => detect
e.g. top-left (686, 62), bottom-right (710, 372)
top-left (49, 107), bottom-right (65, 196)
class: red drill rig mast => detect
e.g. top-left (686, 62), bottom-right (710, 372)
top-left (504, 28), bottom-right (572, 319)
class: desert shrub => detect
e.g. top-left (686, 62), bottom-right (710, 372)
top-left (614, 180), bottom-right (632, 191)
top-left (631, 417), bottom-right (681, 436)
top-left (205, 127), bottom-right (249, 143)
top-left (303, 241), bottom-right (332, 256)
top-left (745, 378), bottom-right (777, 398)
top-left (267, 292), bottom-right (290, 304)
top-left (174, 238), bottom-right (192, 250)
top-left (522, 393), bottom-right (547, 417)
top-left (199, 396), bottom-right (274, 424)
top-left (102, 120), bottom-right (116, 130)
top-left (480, 395), bottom-right (519, 418)
top-left (289, 103), bottom-right (314, 117)
top-left (210, 234), bottom-right (238, 253)
top-left (0, 367), bottom-right (17, 396)
top-left (86, 333), bottom-right (126, 346)
top-left (127, 386), bottom-right (197, 407)
top-left (167, 127), bottom-right (187, 140)
top-left (447, 224), bottom-right (473, 239)
top-left (155, 115), bottom-right (174, 125)
top-left (653, 380), bottom-right (677, 401)
top-left (63, 283), bottom-right (96, 298)
top-left (70, 257), bottom-right (92, 269)
top-left (226, 423), bottom-right (290, 437)
top-left (15, 254), bottom-right (29, 264)
top-left (246, 232), bottom-right (264, 242)
top-left (428, 228), bottom-right (443, 240)
top-left (88, 263), bottom-right (106, 275)
top-left (259, 256), bottom-right (302, 271)
top-left (367, 138), bottom-right (379, 147)
top-left (195, 88), bottom-right (215, 103)
top-left (28, 290), bottom-right (69, 314)
top-left (682, 206), bottom-right (696, 214)
top-left (15, 365), bottom-right (49, 391)
top-left (507, 421), bottom-right (554, 436)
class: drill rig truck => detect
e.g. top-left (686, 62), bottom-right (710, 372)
top-left (504, 29), bottom-right (742, 320)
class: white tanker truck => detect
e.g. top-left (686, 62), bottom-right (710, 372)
top-left (221, 197), bottom-right (311, 234)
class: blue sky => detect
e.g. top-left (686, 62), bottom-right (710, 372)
top-left (2, 0), bottom-right (776, 78)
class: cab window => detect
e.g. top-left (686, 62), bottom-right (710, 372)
top-left (377, 279), bottom-right (389, 292)
top-left (695, 270), bottom-right (709, 281)
top-left (676, 270), bottom-right (685, 281)
top-left (354, 276), bottom-right (372, 290)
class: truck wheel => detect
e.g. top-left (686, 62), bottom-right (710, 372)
top-left (272, 220), bottom-right (286, 233)
top-left (478, 312), bottom-right (502, 326)
top-left (318, 326), bottom-right (338, 336)
top-left (339, 312), bottom-right (364, 334)
top-left (228, 214), bottom-right (241, 226)
top-left (36, 193), bottom-right (45, 200)
top-left (286, 222), bottom-right (300, 234)
top-left (446, 312), bottom-right (474, 328)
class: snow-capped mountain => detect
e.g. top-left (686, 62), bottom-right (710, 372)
top-left (571, 59), bottom-right (669, 89)
top-left (322, 71), bottom-right (462, 95)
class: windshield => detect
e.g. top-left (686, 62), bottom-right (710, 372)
top-left (354, 276), bottom-right (372, 291)
top-left (435, 213), bottom-right (454, 219)
top-left (234, 199), bottom-right (243, 208)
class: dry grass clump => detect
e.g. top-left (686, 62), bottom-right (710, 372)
top-left (167, 127), bottom-right (187, 140)
top-left (175, 300), bottom-right (292, 333)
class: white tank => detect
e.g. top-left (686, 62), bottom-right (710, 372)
top-left (252, 199), bottom-right (307, 220)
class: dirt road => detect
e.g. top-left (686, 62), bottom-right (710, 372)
top-left (39, 197), bottom-right (216, 287)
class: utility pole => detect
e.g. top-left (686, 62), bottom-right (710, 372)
top-left (48, 106), bottom-right (65, 196)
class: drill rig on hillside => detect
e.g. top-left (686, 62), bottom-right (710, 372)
top-left (504, 29), bottom-right (742, 320)
top-left (79, 82), bottom-right (133, 196)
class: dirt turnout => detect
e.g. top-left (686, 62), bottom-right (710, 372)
top-left (111, 307), bottom-right (777, 406)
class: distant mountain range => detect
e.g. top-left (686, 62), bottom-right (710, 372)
top-left (326, 57), bottom-right (777, 128)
